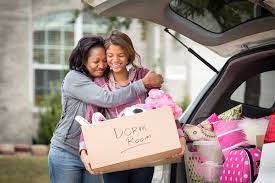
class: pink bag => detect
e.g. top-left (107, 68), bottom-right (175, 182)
top-left (220, 146), bottom-right (261, 183)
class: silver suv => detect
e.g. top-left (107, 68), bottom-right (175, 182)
top-left (85, 0), bottom-right (275, 182)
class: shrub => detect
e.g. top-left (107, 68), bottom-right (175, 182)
top-left (33, 85), bottom-right (61, 145)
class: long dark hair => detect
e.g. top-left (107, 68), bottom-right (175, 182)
top-left (69, 36), bottom-right (105, 76)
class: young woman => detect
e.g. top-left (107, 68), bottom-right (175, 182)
top-left (48, 36), bottom-right (163, 183)
top-left (80, 30), bottom-right (185, 183)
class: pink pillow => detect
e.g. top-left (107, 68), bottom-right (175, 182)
top-left (208, 113), bottom-right (220, 123)
top-left (213, 119), bottom-right (248, 158)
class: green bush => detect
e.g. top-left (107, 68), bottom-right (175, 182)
top-left (33, 85), bottom-right (62, 145)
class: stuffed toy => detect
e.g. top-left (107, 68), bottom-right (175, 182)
top-left (92, 112), bottom-right (106, 124)
top-left (183, 124), bottom-right (216, 141)
top-left (89, 107), bottom-right (146, 124)
top-left (75, 113), bottom-right (106, 126)
top-left (183, 105), bottom-right (243, 142)
top-left (118, 106), bottom-right (147, 117)
top-left (77, 89), bottom-right (182, 125)
top-left (144, 89), bottom-right (182, 119)
top-left (183, 113), bottom-right (219, 141)
top-left (123, 89), bottom-right (182, 119)
top-left (75, 115), bottom-right (90, 126)
top-left (117, 89), bottom-right (182, 119)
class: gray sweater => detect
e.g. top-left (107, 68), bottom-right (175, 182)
top-left (51, 70), bottom-right (147, 155)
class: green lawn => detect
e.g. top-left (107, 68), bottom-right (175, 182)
top-left (0, 155), bottom-right (49, 183)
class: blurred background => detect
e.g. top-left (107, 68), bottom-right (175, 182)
top-left (0, 0), bottom-right (227, 182)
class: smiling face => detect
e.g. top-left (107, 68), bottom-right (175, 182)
top-left (84, 47), bottom-right (108, 77)
top-left (106, 44), bottom-right (129, 73)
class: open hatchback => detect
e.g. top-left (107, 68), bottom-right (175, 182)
top-left (85, 0), bottom-right (275, 182)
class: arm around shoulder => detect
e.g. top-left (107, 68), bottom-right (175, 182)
top-left (63, 70), bottom-right (147, 108)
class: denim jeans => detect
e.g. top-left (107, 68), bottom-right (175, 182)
top-left (48, 145), bottom-right (102, 183)
top-left (103, 167), bottom-right (154, 183)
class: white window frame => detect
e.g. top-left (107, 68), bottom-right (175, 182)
top-left (32, 11), bottom-right (80, 109)
top-left (31, 10), bottom-right (109, 109)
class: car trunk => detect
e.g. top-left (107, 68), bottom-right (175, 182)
top-left (176, 45), bottom-right (275, 183)
top-left (177, 44), bottom-right (275, 183)
top-left (185, 45), bottom-right (275, 125)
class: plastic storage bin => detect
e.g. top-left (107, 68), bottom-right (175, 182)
top-left (184, 141), bottom-right (224, 183)
top-left (197, 162), bottom-right (223, 183)
top-left (193, 140), bottom-right (224, 164)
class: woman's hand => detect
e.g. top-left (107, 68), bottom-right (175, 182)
top-left (172, 136), bottom-right (186, 158)
top-left (142, 71), bottom-right (164, 89)
top-left (80, 149), bottom-right (101, 175)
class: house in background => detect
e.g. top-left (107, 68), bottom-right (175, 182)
top-left (0, 0), bottom-right (225, 144)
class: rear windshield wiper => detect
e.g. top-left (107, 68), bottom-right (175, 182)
top-left (164, 28), bottom-right (219, 74)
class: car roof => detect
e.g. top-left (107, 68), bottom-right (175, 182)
top-left (84, 0), bottom-right (275, 57)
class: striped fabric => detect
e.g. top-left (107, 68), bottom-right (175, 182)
top-left (213, 120), bottom-right (248, 158)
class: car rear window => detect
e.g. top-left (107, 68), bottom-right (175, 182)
top-left (231, 71), bottom-right (275, 109)
top-left (170, 0), bottom-right (272, 33)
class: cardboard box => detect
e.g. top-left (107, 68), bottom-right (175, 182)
top-left (81, 107), bottom-right (181, 173)
top-left (147, 156), bottom-right (182, 167)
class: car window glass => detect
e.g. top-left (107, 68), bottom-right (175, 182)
top-left (170, 0), bottom-right (272, 33)
top-left (231, 71), bottom-right (275, 109)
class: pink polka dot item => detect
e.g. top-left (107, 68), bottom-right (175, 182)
top-left (220, 146), bottom-right (261, 183)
